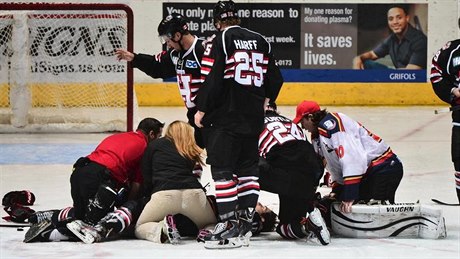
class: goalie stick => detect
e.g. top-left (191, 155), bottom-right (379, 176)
top-left (431, 198), bottom-right (460, 206)
top-left (434, 106), bottom-right (460, 114)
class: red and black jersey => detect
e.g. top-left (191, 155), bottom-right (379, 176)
top-left (87, 130), bottom-right (147, 186)
top-left (259, 111), bottom-right (323, 183)
top-left (259, 111), bottom-right (305, 158)
top-left (131, 36), bottom-right (205, 110)
top-left (197, 25), bottom-right (283, 135)
top-left (430, 39), bottom-right (460, 105)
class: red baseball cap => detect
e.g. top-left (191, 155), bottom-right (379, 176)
top-left (292, 100), bottom-right (321, 124)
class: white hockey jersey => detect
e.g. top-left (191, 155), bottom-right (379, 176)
top-left (311, 112), bottom-right (394, 199)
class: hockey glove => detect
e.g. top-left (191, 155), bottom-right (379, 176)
top-left (2, 190), bottom-right (35, 207)
top-left (3, 204), bottom-right (36, 223)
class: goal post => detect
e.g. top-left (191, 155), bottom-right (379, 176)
top-left (0, 2), bottom-right (134, 132)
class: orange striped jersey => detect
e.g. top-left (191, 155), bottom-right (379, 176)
top-left (312, 112), bottom-right (393, 199)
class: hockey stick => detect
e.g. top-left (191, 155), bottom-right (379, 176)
top-left (0, 221), bottom-right (31, 227)
top-left (434, 106), bottom-right (460, 114)
top-left (431, 198), bottom-right (460, 206)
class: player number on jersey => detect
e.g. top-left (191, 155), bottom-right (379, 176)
top-left (234, 51), bottom-right (264, 87)
top-left (177, 74), bottom-right (195, 108)
top-left (267, 121), bottom-right (305, 144)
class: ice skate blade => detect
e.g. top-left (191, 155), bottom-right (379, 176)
top-left (66, 221), bottom-right (95, 244)
top-left (204, 237), bottom-right (242, 249)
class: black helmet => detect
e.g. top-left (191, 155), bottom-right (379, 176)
top-left (157, 12), bottom-right (188, 39)
top-left (267, 101), bottom-right (277, 111)
top-left (213, 0), bottom-right (238, 24)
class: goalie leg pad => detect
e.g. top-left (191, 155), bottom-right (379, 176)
top-left (419, 205), bottom-right (447, 239)
top-left (331, 202), bottom-right (447, 239)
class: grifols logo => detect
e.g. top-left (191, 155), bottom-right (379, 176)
top-left (0, 24), bottom-right (126, 57)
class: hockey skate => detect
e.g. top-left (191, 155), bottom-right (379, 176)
top-left (23, 220), bottom-right (53, 243)
top-left (28, 210), bottom-right (57, 224)
top-left (196, 229), bottom-right (212, 243)
top-left (238, 217), bottom-right (253, 247)
top-left (162, 214), bottom-right (181, 244)
top-left (303, 208), bottom-right (330, 245)
top-left (203, 220), bottom-right (242, 249)
top-left (66, 220), bottom-right (101, 244)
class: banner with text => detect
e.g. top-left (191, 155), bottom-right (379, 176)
top-left (163, 3), bottom-right (428, 82)
top-left (0, 12), bottom-right (128, 83)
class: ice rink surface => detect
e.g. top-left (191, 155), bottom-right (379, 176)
top-left (1, 106), bottom-right (459, 259)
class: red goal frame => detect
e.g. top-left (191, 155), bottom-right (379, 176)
top-left (0, 2), bottom-right (134, 131)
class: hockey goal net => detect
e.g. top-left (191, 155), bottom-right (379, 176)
top-left (0, 3), bottom-right (134, 132)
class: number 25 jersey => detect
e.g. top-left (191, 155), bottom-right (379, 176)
top-left (197, 25), bottom-right (283, 135)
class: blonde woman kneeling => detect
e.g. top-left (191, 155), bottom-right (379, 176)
top-left (135, 120), bottom-right (216, 244)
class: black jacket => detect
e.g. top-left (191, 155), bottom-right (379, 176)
top-left (141, 138), bottom-right (202, 195)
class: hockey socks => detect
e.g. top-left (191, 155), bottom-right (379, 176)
top-left (276, 221), bottom-right (307, 240)
top-left (456, 171), bottom-right (460, 204)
